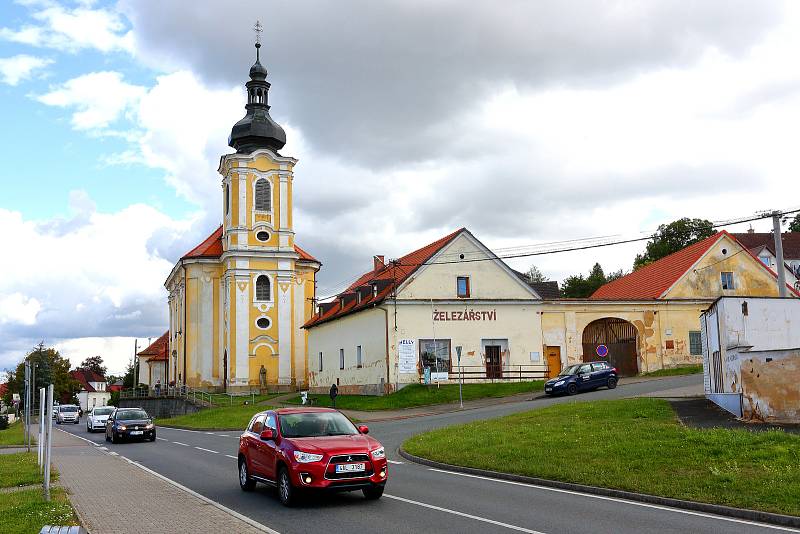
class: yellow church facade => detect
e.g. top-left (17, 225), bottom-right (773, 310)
top-left (163, 41), bottom-right (319, 392)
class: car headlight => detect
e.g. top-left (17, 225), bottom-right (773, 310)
top-left (118, 425), bottom-right (127, 431)
top-left (145, 423), bottom-right (154, 429)
top-left (371, 447), bottom-right (385, 460)
top-left (293, 451), bottom-right (323, 463)
top-left (554, 380), bottom-right (565, 386)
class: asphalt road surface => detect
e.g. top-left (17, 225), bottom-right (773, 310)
top-left (57, 375), bottom-right (798, 534)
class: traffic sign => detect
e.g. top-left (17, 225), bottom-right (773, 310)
top-left (596, 344), bottom-right (609, 358)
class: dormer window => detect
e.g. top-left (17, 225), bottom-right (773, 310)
top-left (356, 292), bottom-right (362, 304)
top-left (372, 284), bottom-right (378, 298)
top-left (457, 276), bottom-right (470, 298)
top-left (340, 298), bottom-right (345, 310)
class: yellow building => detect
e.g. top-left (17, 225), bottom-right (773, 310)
top-left (164, 42), bottom-right (320, 391)
top-left (540, 230), bottom-right (798, 375)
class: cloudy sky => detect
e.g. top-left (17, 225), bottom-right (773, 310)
top-left (1, 0), bottom-right (799, 375)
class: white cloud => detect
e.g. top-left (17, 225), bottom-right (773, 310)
top-left (0, 293), bottom-right (42, 325)
top-left (37, 71), bottom-right (146, 130)
top-left (0, 54), bottom-right (53, 85)
top-left (0, 3), bottom-right (133, 54)
top-left (54, 336), bottom-right (143, 376)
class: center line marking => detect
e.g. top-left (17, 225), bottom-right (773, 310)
top-left (384, 494), bottom-right (545, 533)
top-left (195, 446), bottom-right (219, 454)
top-left (173, 441), bottom-right (189, 447)
top-left (156, 437), bottom-right (167, 441)
top-left (387, 460), bottom-right (404, 464)
top-left (225, 454), bottom-right (238, 459)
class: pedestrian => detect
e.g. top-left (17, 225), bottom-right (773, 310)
top-left (154, 379), bottom-right (161, 397)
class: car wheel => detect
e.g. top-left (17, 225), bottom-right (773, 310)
top-left (111, 432), bottom-right (118, 444)
top-left (277, 467), bottom-right (295, 507)
top-left (566, 383), bottom-right (578, 396)
top-left (607, 377), bottom-right (618, 389)
top-left (363, 485), bottom-right (384, 500)
top-left (87, 425), bottom-right (92, 433)
top-left (238, 458), bottom-right (256, 491)
top-left (105, 432), bottom-right (110, 442)
top-left (150, 434), bottom-right (156, 442)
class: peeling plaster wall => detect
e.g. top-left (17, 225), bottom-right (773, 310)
top-left (727, 347), bottom-right (800, 422)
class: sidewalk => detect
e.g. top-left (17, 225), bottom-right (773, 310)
top-left (49, 430), bottom-right (273, 534)
top-left (302, 374), bottom-right (702, 423)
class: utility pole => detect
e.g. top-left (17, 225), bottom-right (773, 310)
top-left (773, 211), bottom-right (788, 297)
top-left (24, 361), bottom-right (30, 452)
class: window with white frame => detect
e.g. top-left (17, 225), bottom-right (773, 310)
top-left (720, 271), bottom-right (735, 290)
top-left (356, 345), bottom-right (362, 368)
top-left (255, 275), bottom-right (271, 301)
top-left (339, 348), bottom-right (345, 370)
top-left (254, 178), bottom-right (271, 211)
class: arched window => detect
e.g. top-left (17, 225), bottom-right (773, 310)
top-left (255, 275), bottom-right (270, 301)
top-left (254, 178), bottom-right (271, 211)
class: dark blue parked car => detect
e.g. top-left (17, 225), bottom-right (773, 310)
top-left (544, 361), bottom-right (618, 396)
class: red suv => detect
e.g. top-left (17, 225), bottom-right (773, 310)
top-left (238, 407), bottom-right (388, 506)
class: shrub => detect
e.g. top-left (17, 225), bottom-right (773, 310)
top-left (0, 415), bottom-right (8, 430)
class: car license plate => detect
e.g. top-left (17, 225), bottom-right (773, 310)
top-left (335, 463), bottom-right (365, 473)
top-left (130, 431), bottom-right (143, 436)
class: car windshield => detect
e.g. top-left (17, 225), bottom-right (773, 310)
top-left (558, 365), bottom-right (581, 376)
top-left (279, 412), bottom-right (359, 438)
top-left (93, 407), bottom-right (114, 415)
top-left (61, 406), bottom-right (78, 412)
top-left (116, 410), bottom-right (148, 420)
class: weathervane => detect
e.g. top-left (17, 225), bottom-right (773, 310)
top-left (253, 20), bottom-right (264, 60)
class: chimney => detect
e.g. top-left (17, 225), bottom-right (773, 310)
top-left (373, 255), bottom-right (385, 271)
top-left (747, 225), bottom-right (754, 234)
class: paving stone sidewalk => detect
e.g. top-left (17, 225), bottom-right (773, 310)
top-left (50, 429), bottom-right (272, 534)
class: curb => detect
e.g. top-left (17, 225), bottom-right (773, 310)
top-left (398, 448), bottom-right (800, 529)
top-left (156, 424), bottom-right (239, 431)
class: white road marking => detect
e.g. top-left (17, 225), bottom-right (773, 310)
top-left (194, 446), bottom-right (219, 454)
top-left (384, 494), bottom-right (545, 533)
top-left (173, 441), bottom-right (190, 447)
top-left (225, 454), bottom-right (238, 459)
top-left (387, 460), bottom-right (404, 464)
top-left (108, 451), bottom-right (118, 456)
top-left (218, 434), bottom-right (230, 437)
top-left (156, 437), bottom-right (167, 441)
top-left (426, 469), bottom-right (800, 532)
top-left (158, 426), bottom-right (240, 437)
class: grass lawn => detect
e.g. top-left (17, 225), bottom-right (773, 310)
top-left (640, 364), bottom-right (704, 377)
top-left (0, 420), bottom-right (29, 446)
top-left (205, 393), bottom-right (279, 408)
top-left (285, 381), bottom-right (545, 411)
top-left (403, 398), bottom-right (800, 516)
top-left (157, 403), bottom-right (273, 430)
top-left (0, 488), bottom-right (77, 534)
top-left (0, 452), bottom-right (57, 488)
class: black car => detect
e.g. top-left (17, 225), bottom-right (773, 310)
top-left (544, 361), bottom-right (618, 396)
top-left (105, 408), bottom-right (156, 443)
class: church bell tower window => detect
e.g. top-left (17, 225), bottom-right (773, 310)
top-left (254, 178), bottom-right (271, 211)
top-left (255, 275), bottom-right (271, 301)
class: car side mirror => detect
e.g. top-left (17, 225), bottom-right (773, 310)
top-left (358, 425), bottom-right (369, 434)
top-left (260, 428), bottom-right (276, 441)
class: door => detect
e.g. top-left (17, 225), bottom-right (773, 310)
top-left (485, 346), bottom-right (502, 379)
top-left (261, 413), bottom-right (279, 481)
top-left (248, 415), bottom-right (267, 476)
top-left (576, 363), bottom-right (594, 390)
top-left (546, 346), bottom-right (562, 378)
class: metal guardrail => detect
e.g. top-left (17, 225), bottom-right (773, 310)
top-left (119, 387), bottom-right (262, 407)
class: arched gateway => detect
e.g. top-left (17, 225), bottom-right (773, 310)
top-left (581, 318), bottom-right (639, 376)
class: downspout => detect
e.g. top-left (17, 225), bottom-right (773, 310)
top-left (378, 305), bottom-right (390, 394)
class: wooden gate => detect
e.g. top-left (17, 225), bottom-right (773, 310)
top-left (485, 346), bottom-right (502, 379)
top-left (581, 318), bottom-right (639, 376)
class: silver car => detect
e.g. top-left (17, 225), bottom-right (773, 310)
top-left (87, 406), bottom-right (115, 432)
top-left (56, 405), bottom-right (80, 424)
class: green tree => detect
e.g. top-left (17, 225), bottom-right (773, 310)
top-left (561, 263), bottom-right (621, 298)
top-left (122, 360), bottom-right (136, 389)
top-left (6, 345), bottom-right (79, 406)
top-left (526, 265), bottom-right (549, 283)
top-left (788, 213), bottom-right (800, 232)
top-left (79, 355), bottom-right (107, 377)
top-left (634, 218), bottom-right (715, 270)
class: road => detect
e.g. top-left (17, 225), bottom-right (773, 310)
top-left (58, 375), bottom-right (797, 534)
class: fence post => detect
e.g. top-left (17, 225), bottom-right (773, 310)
top-left (44, 384), bottom-right (53, 502)
top-left (38, 387), bottom-right (45, 470)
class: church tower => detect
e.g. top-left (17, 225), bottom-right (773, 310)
top-left (166, 27), bottom-right (320, 392)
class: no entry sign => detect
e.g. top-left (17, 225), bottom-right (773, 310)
top-left (596, 344), bottom-right (609, 358)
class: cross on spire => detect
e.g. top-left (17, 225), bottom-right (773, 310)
top-left (253, 20), bottom-right (263, 60)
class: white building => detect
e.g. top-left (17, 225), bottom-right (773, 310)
top-left (137, 332), bottom-right (169, 387)
top-left (304, 229), bottom-right (550, 394)
top-left (701, 296), bottom-right (800, 423)
top-left (70, 368), bottom-right (111, 412)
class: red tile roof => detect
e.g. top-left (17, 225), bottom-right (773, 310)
top-left (137, 331), bottom-right (169, 361)
top-left (181, 225), bottom-right (318, 263)
top-left (592, 231), bottom-right (799, 299)
top-left (0, 383), bottom-right (7, 397)
top-left (70, 368), bottom-right (107, 393)
top-left (304, 228), bottom-right (465, 328)
top-left (731, 232), bottom-right (800, 259)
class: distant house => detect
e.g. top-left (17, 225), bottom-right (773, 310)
top-left (137, 332), bottom-right (169, 387)
top-left (108, 380), bottom-right (124, 393)
top-left (701, 296), bottom-right (800, 423)
top-left (70, 368), bottom-right (111, 412)
top-left (732, 232), bottom-right (800, 290)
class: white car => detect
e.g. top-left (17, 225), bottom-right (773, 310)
top-left (87, 406), bottom-right (115, 433)
top-left (56, 405), bottom-right (80, 425)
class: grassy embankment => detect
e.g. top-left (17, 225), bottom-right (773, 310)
top-left (0, 420), bottom-right (29, 446)
top-left (404, 398), bottom-right (800, 516)
top-left (640, 364), bottom-right (704, 377)
top-left (285, 381), bottom-right (546, 411)
top-left (157, 394), bottom-right (280, 430)
top-left (0, 452), bottom-right (57, 487)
